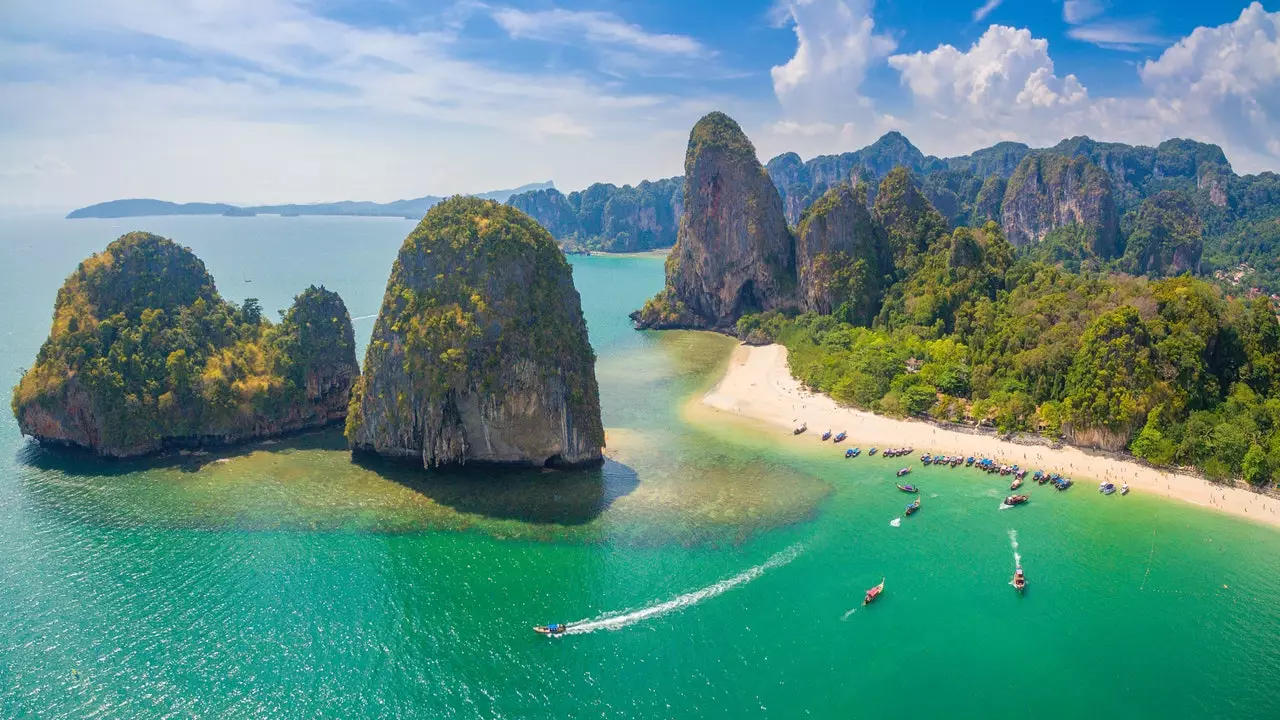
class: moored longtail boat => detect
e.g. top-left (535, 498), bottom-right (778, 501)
top-left (821, 430), bottom-right (832, 441)
top-left (834, 431), bottom-right (847, 443)
top-left (897, 466), bottom-right (912, 477)
top-left (864, 578), bottom-right (886, 606)
top-left (794, 424), bottom-right (807, 435)
top-left (896, 483), bottom-right (919, 493)
top-left (1010, 476), bottom-right (1023, 491)
top-left (905, 495), bottom-right (922, 516)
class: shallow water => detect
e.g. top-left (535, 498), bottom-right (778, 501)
top-left (2, 215), bottom-right (1279, 718)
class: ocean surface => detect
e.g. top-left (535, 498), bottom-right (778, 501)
top-left (1, 214), bottom-right (1279, 719)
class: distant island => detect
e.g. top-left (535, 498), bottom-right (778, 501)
top-left (65, 182), bottom-right (555, 220)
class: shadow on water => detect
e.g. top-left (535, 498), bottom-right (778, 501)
top-left (352, 453), bottom-right (640, 526)
top-left (14, 427), bottom-right (348, 476)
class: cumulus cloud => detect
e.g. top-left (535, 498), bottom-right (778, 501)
top-left (770, 0), bottom-right (896, 124)
top-left (768, 2), bottom-right (1280, 174)
top-left (889, 26), bottom-right (1086, 112)
top-left (1137, 2), bottom-right (1280, 169)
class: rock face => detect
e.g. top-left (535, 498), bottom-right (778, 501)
top-left (346, 196), bottom-right (604, 468)
top-left (873, 167), bottom-right (949, 272)
top-left (1121, 191), bottom-right (1204, 277)
top-left (1001, 153), bottom-right (1120, 257)
top-left (507, 178), bottom-right (683, 252)
top-left (795, 184), bottom-right (892, 325)
top-left (506, 188), bottom-right (581, 240)
top-left (633, 112), bottom-right (797, 329)
top-left (11, 232), bottom-right (357, 457)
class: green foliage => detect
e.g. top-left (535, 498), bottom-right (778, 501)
top-left (686, 112), bottom-right (757, 175)
top-left (1120, 191), bottom-right (1204, 276)
top-left (12, 233), bottom-right (355, 449)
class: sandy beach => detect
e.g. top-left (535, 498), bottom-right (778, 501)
top-left (700, 343), bottom-right (1280, 529)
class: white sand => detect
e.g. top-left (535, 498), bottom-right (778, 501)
top-left (699, 343), bottom-right (1280, 528)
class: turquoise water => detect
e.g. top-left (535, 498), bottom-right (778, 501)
top-left (2, 215), bottom-right (1279, 718)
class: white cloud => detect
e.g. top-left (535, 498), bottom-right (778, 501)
top-left (1067, 20), bottom-right (1166, 51)
top-left (0, 156), bottom-right (74, 178)
top-left (1063, 0), bottom-right (1105, 25)
top-left (530, 113), bottom-right (593, 139)
top-left (889, 26), bottom-right (1086, 111)
top-left (972, 0), bottom-right (1003, 23)
top-left (770, 0), bottom-right (896, 124)
top-left (490, 8), bottom-right (707, 56)
top-left (0, 0), bottom-right (728, 206)
top-left (767, 2), bottom-right (1280, 174)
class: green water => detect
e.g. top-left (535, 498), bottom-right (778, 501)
top-left (2, 216), bottom-right (1279, 718)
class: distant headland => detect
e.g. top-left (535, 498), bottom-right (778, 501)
top-left (64, 182), bottom-right (555, 220)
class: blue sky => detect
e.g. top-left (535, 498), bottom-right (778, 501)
top-left (1, 0), bottom-right (1276, 207)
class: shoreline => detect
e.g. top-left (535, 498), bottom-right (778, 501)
top-left (698, 343), bottom-right (1280, 529)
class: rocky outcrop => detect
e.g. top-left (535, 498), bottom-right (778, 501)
top-left (1001, 153), bottom-right (1120, 257)
top-left (795, 184), bottom-right (892, 324)
top-left (507, 178), bottom-right (683, 252)
top-left (1120, 191), bottom-right (1204, 277)
top-left (507, 188), bottom-right (581, 240)
top-left (944, 142), bottom-right (1031, 179)
top-left (633, 112), bottom-right (797, 330)
top-left (971, 175), bottom-right (1007, 226)
top-left (12, 232), bottom-right (358, 457)
top-left (346, 196), bottom-right (603, 468)
top-left (873, 167), bottom-right (949, 272)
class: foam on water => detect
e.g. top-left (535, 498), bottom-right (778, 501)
top-left (561, 543), bottom-right (804, 635)
top-left (1008, 529), bottom-right (1021, 566)
top-left (890, 518), bottom-right (902, 528)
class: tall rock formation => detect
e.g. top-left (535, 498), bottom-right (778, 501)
top-left (12, 232), bottom-right (357, 457)
top-left (506, 178), bottom-right (684, 252)
top-left (346, 196), bottom-right (604, 468)
top-left (873, 167), bottom-right (949, 273)
top-left (1001, 153), bottom-right (1120, 257)
top-left (1120, 190), bottom-right (1204, 277)
top-left (795, 184), bottom-right (892, 325)
top-left (506, 188), bottom-right (581, 240)
top-left (633, 112), bottom-right (797, 330)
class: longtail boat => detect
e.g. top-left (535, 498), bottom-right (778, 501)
top-left (897, 466), bottom-right (912, 477)
top-left (863, 578), bottom-right (886, 606)
top-left (534, 623), bottom-right (567, 637)
top-left (905, 495), bottom-right (922, 516)
top-left (896, 483), bottom-right (919, 493)
top-left (1004, 494), bottom-right (1030, 506)
top-left (1013, 566), bottom-right (1026, 593)
top-left (834, 431), bottom-right (847, 443)
top-left (1010, 476), bottom-right (1023, 491)
top-left (821, 430), bottom-right (832, 441)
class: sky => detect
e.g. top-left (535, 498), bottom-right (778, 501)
top-left (1, 0), bottom-right (1278, 208)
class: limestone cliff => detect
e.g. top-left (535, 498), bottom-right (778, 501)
top-left (633, 112), bottom-right (797, 330)
top-left (1120, 191), bottom-right (1204, 277)
top-left (507, 178), bottom-right (683, 252)
top-left (11, 232), bottom-right (358, 457)
top-left (1001, 153), bottom-right (1120, 257)
top-left (795, 184), bottom-right (892, 325)
top-left (506, 188), bottom-right (581, 240)
top-left (346, 196), bottom-right (603, 468)
top-left (873, 167), bottom-right (949, 273)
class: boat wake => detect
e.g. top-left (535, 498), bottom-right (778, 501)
top-left (351, 313), bottom-right (378, 321)
top-left (1008, 529), bottom-right (1021, 566)
top-left (998, 502), bottom-right (1013, 510)
top-left (841, 607), bottom-right (857, 621)
top-left (560, 543), bottom-right (804, 635)
top-left (889, 517), bottom-right (902, 527)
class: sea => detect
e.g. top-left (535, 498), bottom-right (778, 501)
top-left (1, 214), bottom-right (1278, 719)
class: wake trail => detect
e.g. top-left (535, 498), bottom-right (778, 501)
top-left (351, 314), bottom-right (378, 321)
top-left (561, 543), bottom-right (804, 635)
top-left (1008, 529), bottom-right (1021, 567)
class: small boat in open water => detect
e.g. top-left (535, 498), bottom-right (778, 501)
top-left (864, 578), bottom-right (886, 606)
top-left (534, 624), bottom-right (568, 637)
top-left (897, 466), bottom-right (912, 477)
top-left (905, 496), bottom-right (922, 516)
top-left (1005, 494), bottom-right (1030, 506)
top-left (1013, 565), bottom-right (1026, 593)
top-left (1010, 476), bottom-right (1023, 491)
top-left (896, 483), bottom-right (919, 493)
